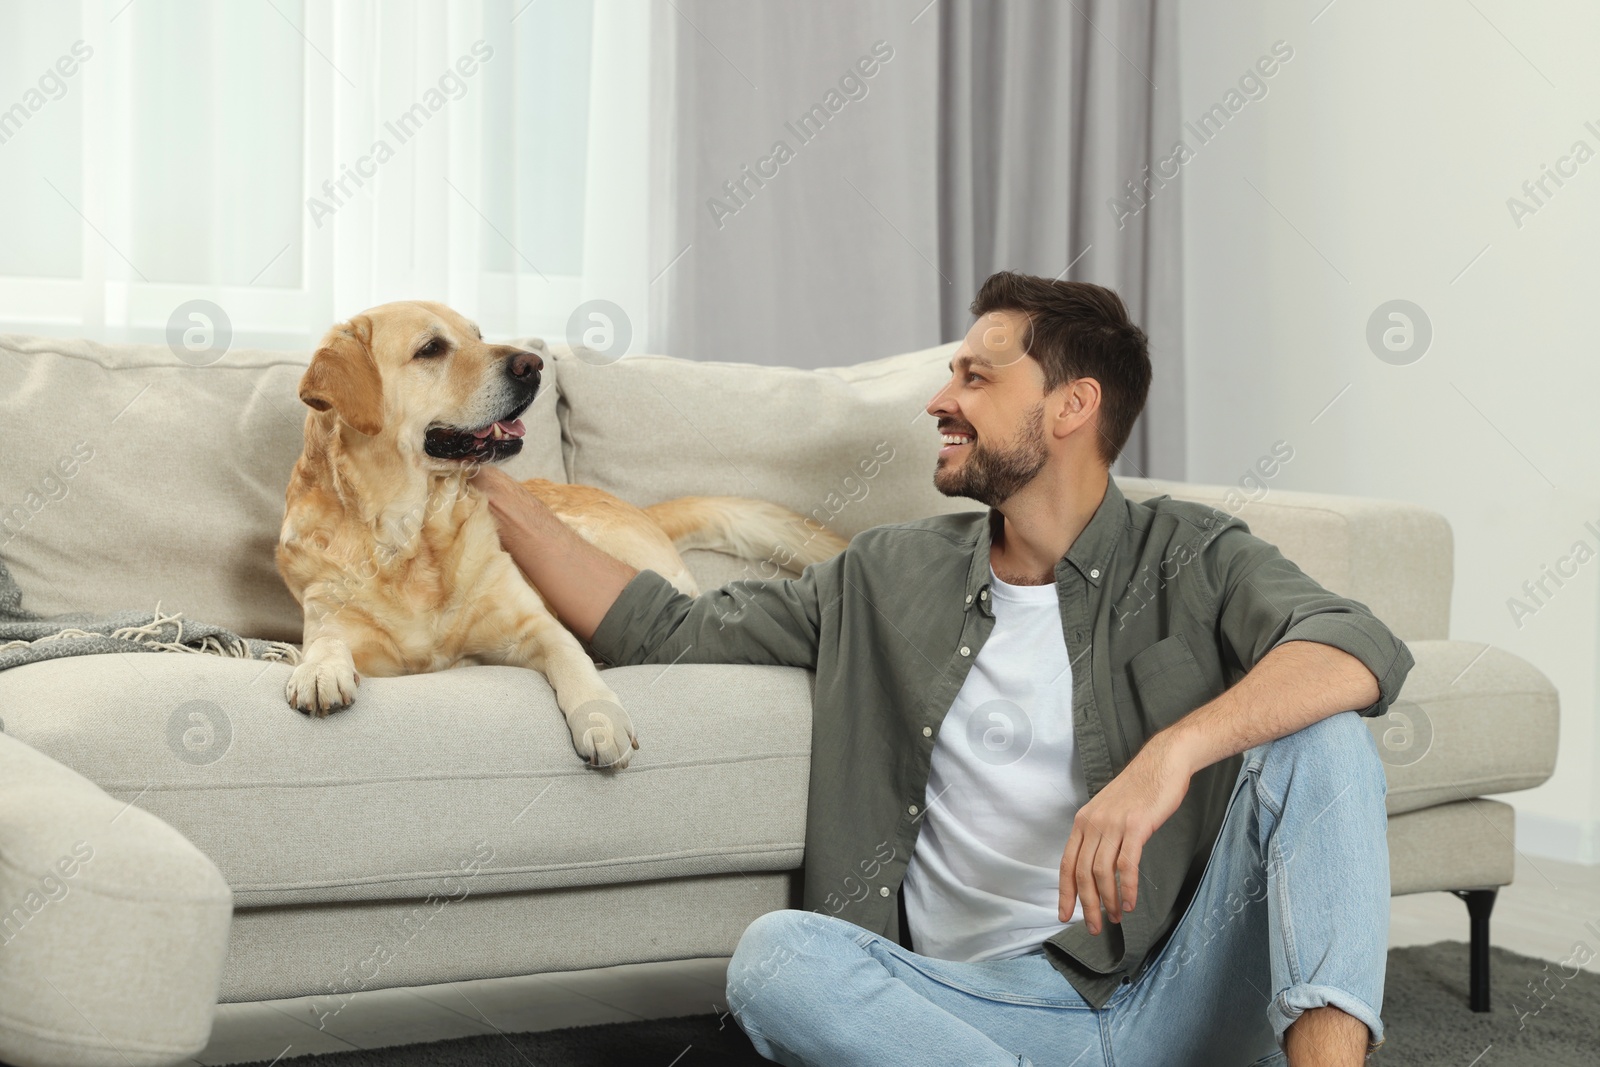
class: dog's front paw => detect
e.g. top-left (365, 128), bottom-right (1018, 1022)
top-left (286, 657), bottom-right (360, 717)
top-left (566, 699), bottom-right (639, 770)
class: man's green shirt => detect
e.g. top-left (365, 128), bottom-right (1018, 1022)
top-left (587, 475), bottom-right (1414, 1008)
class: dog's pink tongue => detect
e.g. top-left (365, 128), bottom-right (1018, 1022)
top-left (470, 419), bottom-right (526, 440)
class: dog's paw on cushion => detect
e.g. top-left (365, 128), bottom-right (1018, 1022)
top-left (285, 649), bottom-right (360, 717)
top-left (565, 698), bottom-right (638, 770)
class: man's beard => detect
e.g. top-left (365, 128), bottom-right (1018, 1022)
top-left (933, 401), bottom-right (1048, 507)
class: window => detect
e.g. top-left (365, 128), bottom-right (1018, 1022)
top-left (0, 0), bottom-right (651, 351)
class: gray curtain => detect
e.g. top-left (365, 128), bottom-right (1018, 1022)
top-left (936, 1), bottom-right (1184, 481)
top-left (648, 0), bottom-right (945, 372)
top-left (649, 0), bottom-right (1184, 479)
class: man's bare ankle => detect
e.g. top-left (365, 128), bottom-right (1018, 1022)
top-left (1283, 1005), bottom-right (1372, 1067)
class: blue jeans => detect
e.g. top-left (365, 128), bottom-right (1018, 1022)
top-left (726, 710), bottom-right (1390, 1066)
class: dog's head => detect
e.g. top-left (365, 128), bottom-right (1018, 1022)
top-left (298, 301), bottom-right (543, 469)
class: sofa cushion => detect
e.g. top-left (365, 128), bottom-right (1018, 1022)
top-left (551, 341), bottom-right (984, 543)
top-left (0, 651), bottom-right (809, 909)
top-left (1373, 640), bottom-right (1559, 816)
top-left (1387, 797), bottom-right (1515, 895)
top-left (0, 334), bottom-right (565, 647)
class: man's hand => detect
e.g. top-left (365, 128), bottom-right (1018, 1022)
top-left (470, 465), bottom-right (545, 548)
top-left (1056, 641), bottom-right (1383, 936)
top-left (1059, 729), bottom-right (1197, 935)
top-left (466, 465), bottom-right (639, 644)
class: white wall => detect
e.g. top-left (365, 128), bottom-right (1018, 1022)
top-left (1177, 0), bottom-right (1600, 861)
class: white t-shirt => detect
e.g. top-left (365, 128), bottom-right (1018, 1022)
top-left (902, 565), bottom-right (1090, 963)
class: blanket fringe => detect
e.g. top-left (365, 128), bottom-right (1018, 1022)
top-left (0, 601), bottom-right (302, 665)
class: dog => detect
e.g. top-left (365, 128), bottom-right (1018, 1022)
top-left (276, 301), bottom-right (847, 769)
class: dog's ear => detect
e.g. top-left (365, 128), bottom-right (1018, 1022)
top-left (299, 315), bottom-right (384, 436)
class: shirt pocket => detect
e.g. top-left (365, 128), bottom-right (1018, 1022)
top-left (1127, 633), bottom-right (1214, 730)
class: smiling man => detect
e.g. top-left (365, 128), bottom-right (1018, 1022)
top-left (473, 271), bottom-right (1412, 1066)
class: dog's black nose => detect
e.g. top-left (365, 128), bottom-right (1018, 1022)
top-left (508, 349), bottom-right (543, 380)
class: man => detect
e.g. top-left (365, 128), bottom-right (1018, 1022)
top-left (472, 271), bottom-right (1411, 1066)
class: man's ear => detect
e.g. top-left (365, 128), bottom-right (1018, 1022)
top-left (299, 315), bottom-right (384, 436)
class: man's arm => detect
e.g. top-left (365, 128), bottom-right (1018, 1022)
top-left (1058, 520), bottom-right (1414, 935)
top-left (472, 466), bottom-right (638, 643)
top-left (1163, 639), bottom-right (1377, 772)
top-left (472, 466), bottom-right (837, 669)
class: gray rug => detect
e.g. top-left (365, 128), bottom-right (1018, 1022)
top-left (1376, 942), bottom-right (1597, 1064)
top-left (224, 942), bottom-right (1599, 1065)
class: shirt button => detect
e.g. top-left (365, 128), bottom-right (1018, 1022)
top-left (922, 726), bottom-right (933, 737)
top-left (965, 593), bottom-right (973, 604)
top-left (908, 804), bottom-right (919, 815)
top-left (880, 886), bottom-right (891, 897)
top-left (980, 589), bottom-right (988, 600)
top-left (1090, 568), bottom-right (1100, 579)
top-left (959, 646), bottom-right (971, 657)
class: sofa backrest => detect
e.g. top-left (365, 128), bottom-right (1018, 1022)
top-left (0, 333), bottom-right (1451, 648)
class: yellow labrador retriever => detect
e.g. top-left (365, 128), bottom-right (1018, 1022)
top-left (276, 300), bottom-right (846, 769)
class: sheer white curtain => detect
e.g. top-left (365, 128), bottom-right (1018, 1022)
top-left (0, 0), bottom-right (651, 350)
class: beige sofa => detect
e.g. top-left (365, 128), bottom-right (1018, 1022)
top-left (0, 333), bottom-right (1560, 1066)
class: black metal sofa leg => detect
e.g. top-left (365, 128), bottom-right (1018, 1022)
top-left (1451, 888), bottom-right (1498, 1012)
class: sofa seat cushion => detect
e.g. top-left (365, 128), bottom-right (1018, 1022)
top-left (1387, 797), bottom-right (1515, 895)
top-left (0, 652), bottom-right (810, 908)
top-left (1375, 640), bottom-right (1558, 816)
top-left (0, 333), bottom-right (566, 647)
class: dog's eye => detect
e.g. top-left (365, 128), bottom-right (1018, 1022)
top-left (414, 338), bottom-right (448, 360)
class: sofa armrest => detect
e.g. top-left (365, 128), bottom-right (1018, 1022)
top-left (1122, 478), bottom-right (1453, 643)
top-left (1368, 640), bottom-right (1559, 816)
top-left (0, 730), bottom-right (233, 1067)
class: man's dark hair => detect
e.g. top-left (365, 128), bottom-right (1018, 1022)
top-left (969, 270), bottom-right (1152, 466)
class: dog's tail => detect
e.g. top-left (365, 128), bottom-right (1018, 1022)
top-left (643, 496), bottom-right (848, 571)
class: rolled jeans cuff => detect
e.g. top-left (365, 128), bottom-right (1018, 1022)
top-left (1269, 982), bottom-right (1385, 1054)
